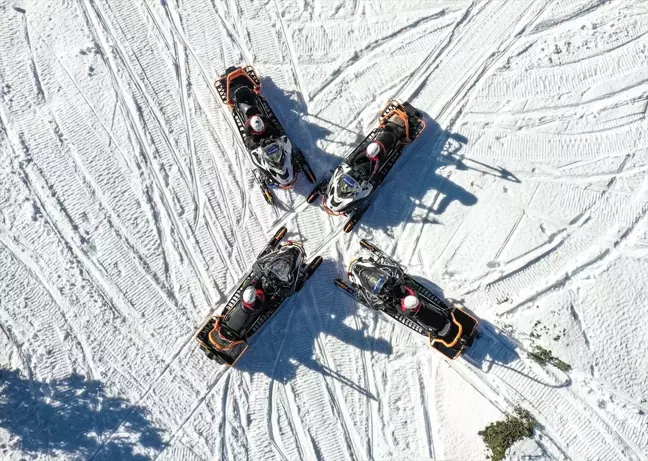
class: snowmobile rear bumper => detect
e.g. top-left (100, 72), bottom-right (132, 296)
top-left (429, 308), bottom-right (479, 360)
top-left (195, 317), bottom-right (249, 366)
top-left (214, 65), bottom-right (262, 107)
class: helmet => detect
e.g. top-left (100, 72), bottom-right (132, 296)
top-left (401, 295), bottom-right (421, 312)
top-left (249, 115), bottom-right (265, 134)
top-left (242, 286), bottom-right (257, 307)
top-left (366, 142), bottom-right (382, 160)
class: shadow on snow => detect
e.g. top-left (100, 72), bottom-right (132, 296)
top-left (258, 79), bottom-right (518, 223)
top-left (0, 369), bottom-right (163, 460)
top-left (360, 110), bottom-right (520, 231)
top-left (231, 259), bottom-right (392, 399)
top-left (411, 276), bottom-right (570, 388)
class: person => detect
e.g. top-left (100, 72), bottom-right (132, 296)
top-left (245, 114), bottom-right (267, 137)
top-left (241, 282), bottom-right (265, 312)
top-left (244, 113), bottom-right (283, 152)
top-left (346, 141), bottom-right (383, 185)
top-left (388, 283), bottom-right (421, 317)
top-left (400, 294), bottom-right (421, 316)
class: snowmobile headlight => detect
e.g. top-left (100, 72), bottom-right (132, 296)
top-left (264, 143), bottom-right (284, 164)
top-left (339, 174), bottom-right (359, 195)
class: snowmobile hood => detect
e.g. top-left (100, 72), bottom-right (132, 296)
top-left (251, 136), bottom-right (296, 188)
top-left (349, 259), bottom-right (400, 296)
top-left (324, 164), bottom-right (373, 213)
top-left (256, 243), bottom-right (305, 290)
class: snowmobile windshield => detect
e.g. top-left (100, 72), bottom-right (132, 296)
top-left (264, 142), bottom-right (284, 166)
top-left (338, 174), bottom-right (360, 196)
top-left (257, 247), bottom-right (300, 286)
top-left (356, 265), bottom-right (391, 295)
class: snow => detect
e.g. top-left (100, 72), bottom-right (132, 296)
top-left (0, 0), bottom-right (647, 460)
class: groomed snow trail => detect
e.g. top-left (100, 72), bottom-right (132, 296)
top-left (1, 0), bottom-right (647, 460)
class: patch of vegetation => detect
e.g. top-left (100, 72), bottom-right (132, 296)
top-left (479, 407), bottom-right (537, 461)
top-left (529, 345), bottom-right (572, 372)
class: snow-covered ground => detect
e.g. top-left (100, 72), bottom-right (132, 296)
top-left (1, 0), bottom-right (647, 459)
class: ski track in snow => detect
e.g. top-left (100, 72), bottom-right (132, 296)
top-left (1, 0), bottom-right (647, 460)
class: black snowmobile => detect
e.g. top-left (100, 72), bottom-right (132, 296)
top-left (195, 227), bottom-right (323, 365)
top-left (307, 100), bottom-right (425, 232)
top-left (215, 65), bottom-right (317, 204)
top-left (334, 240), bottom-right (478, 359)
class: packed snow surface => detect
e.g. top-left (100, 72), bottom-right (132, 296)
top-left (1, 0), bottom-right (647, 460)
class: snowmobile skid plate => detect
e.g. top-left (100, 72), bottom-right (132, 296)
top-left (195, 227), bottom-right (322, 366)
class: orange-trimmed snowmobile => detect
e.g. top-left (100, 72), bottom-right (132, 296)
top-left (195, 227), bottom-right (323, 366)
top-left (335, 240), bottom-right (478, 359)
top-left (215, 65), bottom-right (317, 205)
top-left (307, 100), bottom-right (425, 232)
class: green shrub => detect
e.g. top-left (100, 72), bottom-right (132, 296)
top-left (529, 345), bottom-right (572, 372)
top-left (479, 407), bottom-right (536, 461)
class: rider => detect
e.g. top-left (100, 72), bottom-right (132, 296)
top-left (388, 283), bottom-right (421, 317)
top-left (363, 141), bottom-right (383, 180)
top-left (244, 113), bottom-right (283, 151)
top-left (241, 281), bottom-right (266, 312)
top-left (244, 114), bottom-right (268, 143)
top-left (352, 112), bottom-right (406, 182)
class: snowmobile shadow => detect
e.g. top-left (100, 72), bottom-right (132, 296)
top-left (0, 368), bottom-right (163, 460)
top-left (362, 111), bottom-right (519, 231)
top-left (260, 77), bottom-right (343, 198)
top-left (232, 260), bottom-right (391, 399)
top-left (462, 320), bottom-right (572, 389)
top-left (411, 277), bottom-right (569, 388)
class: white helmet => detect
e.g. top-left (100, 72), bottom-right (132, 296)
top-left (366, 142), bottom-right (381, 160)
top-left (249, 115), bottom-right (265, 134)
top-left (242, 286), bottom-right (256, 306)
top-left (401, 295), bottom-right (420, 312)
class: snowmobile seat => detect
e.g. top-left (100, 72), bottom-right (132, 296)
top-left (233, 86), bottom-right (257, 106)
top-left (222, 301), bottom-right (262, 339)
top-left (239, 103), bottom-right (262, 119)
top-left (374, 130), bottom-right (398, 152)
top-left (416, 304), bottom-right (448, 333)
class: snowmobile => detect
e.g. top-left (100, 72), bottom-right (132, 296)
top-left (334, 240), bottom-right (478, 359)
top-left (195, 227), bottom-right (323, 366)
top-left (215, 65), bottom-right (317, 205)
top-left (307, 100), bottom-right (425, 232)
